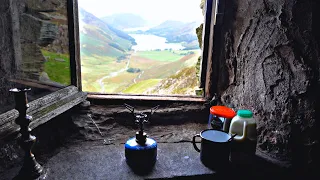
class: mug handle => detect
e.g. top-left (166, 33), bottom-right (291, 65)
top-left (192, 134), bottom-right (201, 152)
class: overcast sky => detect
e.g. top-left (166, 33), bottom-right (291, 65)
top-left (78, 0), bottom-right (203, 24)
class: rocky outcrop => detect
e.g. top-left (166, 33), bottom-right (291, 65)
top-left (211, 0), bottom-right (319, 174)
top-left (196, 24), bottom-right (203, 49)
top-left (39, 22), bottom-right (59, 46)
top-left (19, 12), bottom-right (58, 79)
top-left (45, 24), bottom-right (69, 54)
top-left (146, 66), bottom-right (198, 95)
top-left (19, 0), bottom-right (68, 80)
top-left (25, 0), bottom-right (65, 12)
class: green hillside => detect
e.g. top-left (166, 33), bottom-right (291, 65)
top-left (140, 53), bottom-right (198, 80)
top-left (148, 66), bottom-right (199, 95)
top-left (79, 8), bottom-right (135, 43)
top-left (136, 50), bottom-right (183, 62)
top-left (42, 50), bottom-right (71, 85)
top-left (122, 79), bottom-right (161, 94)
top-left (79, 8), bottom-right (135, 57)
top-left (147, 20), bottom-right (200, 45)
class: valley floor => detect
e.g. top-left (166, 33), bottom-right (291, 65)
top-left (81, 49), bottom-right (201, 95)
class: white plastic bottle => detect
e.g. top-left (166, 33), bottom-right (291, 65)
top-left (229, 110), bottom-right (257, 163)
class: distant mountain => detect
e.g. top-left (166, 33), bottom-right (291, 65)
top-left (78, 8), bottom-right (136, 57)
top-left (101, 13), bottom-right (147, 29)
top-left (146, 20), bottom-right (199, 45)
top-left (148, 20), bottom-right (185, 31)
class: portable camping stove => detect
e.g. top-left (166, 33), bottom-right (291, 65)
top-left (124, 103), bottom-right (159, 174)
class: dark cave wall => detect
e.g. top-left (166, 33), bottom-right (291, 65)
top-left (212, 0), bottom-right (319, 171)
top-left (0, 0), bottom-right (21, 113)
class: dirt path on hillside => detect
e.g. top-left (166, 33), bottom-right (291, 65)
top-left (97, 55), bottom-right (131, 93)
top-left (133, 70), bottom-right (144, 84)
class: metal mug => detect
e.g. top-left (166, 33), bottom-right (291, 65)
top-left (193, 129), bottom-right (235, 169)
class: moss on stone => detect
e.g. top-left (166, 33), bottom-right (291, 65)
top-left (196, 24), bottom-right (203, 49)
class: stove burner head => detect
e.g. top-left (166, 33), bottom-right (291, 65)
top-left (124, 103), bottom-right (159, 144)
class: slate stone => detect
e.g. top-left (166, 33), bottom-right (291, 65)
top-left (41, 143), bottom-right (215, 180)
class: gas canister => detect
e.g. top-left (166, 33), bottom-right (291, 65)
top-left (124, 104), bottom-right (159, 174)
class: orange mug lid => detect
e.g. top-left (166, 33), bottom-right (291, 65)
top-left (210, 106), bottom-right (236, 119)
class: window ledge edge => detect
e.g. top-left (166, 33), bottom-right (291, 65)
top-left (0, 86), bottom-right (87, 140)
top-left (87, 94), bottom-right (206, 103)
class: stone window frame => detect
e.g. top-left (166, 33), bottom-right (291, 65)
top-left (71, 0), bottom-right (220, 101)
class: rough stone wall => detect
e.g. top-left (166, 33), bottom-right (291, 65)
top-left (25, 0), bottom-right (69, 54)
top-left (0, 0), bottom-right (69, 113)
top-left (212, 0), bottom-right (319, 173)
top-left (0, 0), bottom-right (20, 113)
top-left (19, 0), bottom-right (59, 80)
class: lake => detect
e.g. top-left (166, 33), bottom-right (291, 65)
top-left (129, 34), bottom-right (185, 51)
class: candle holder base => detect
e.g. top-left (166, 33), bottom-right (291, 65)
top-left (13, 164), bottom-right (47, 180)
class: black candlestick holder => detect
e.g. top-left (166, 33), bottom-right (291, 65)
top-left (10, 88), bottom-right (44, 179)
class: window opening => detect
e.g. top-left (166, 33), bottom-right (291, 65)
top-left (78, 0), bottom-right (207, 97)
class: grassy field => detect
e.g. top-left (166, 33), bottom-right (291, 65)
top-left (81, 49), bottom-right (200, 94)
top-left (103, 72), bottom-right (137, 93)
top-left (81, 55), bottom-right (129, 92)
top-left (42, 50), bottom-right (71, 85)
top-left (173, 49), bottom-right (200, 54)
top-left (136, 50), bottom-right (183, 62)
top-left (129, 55), bottom-right (163, 69)
top-left (139, 53), bottom-right (199, 80)
top-left (122, 79), bottom-right (161, 94)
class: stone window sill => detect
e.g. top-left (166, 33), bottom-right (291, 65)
top-left (44, 142), bottom-right (217, 179)
top-left (0, 103), bottom-right (293, 179)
